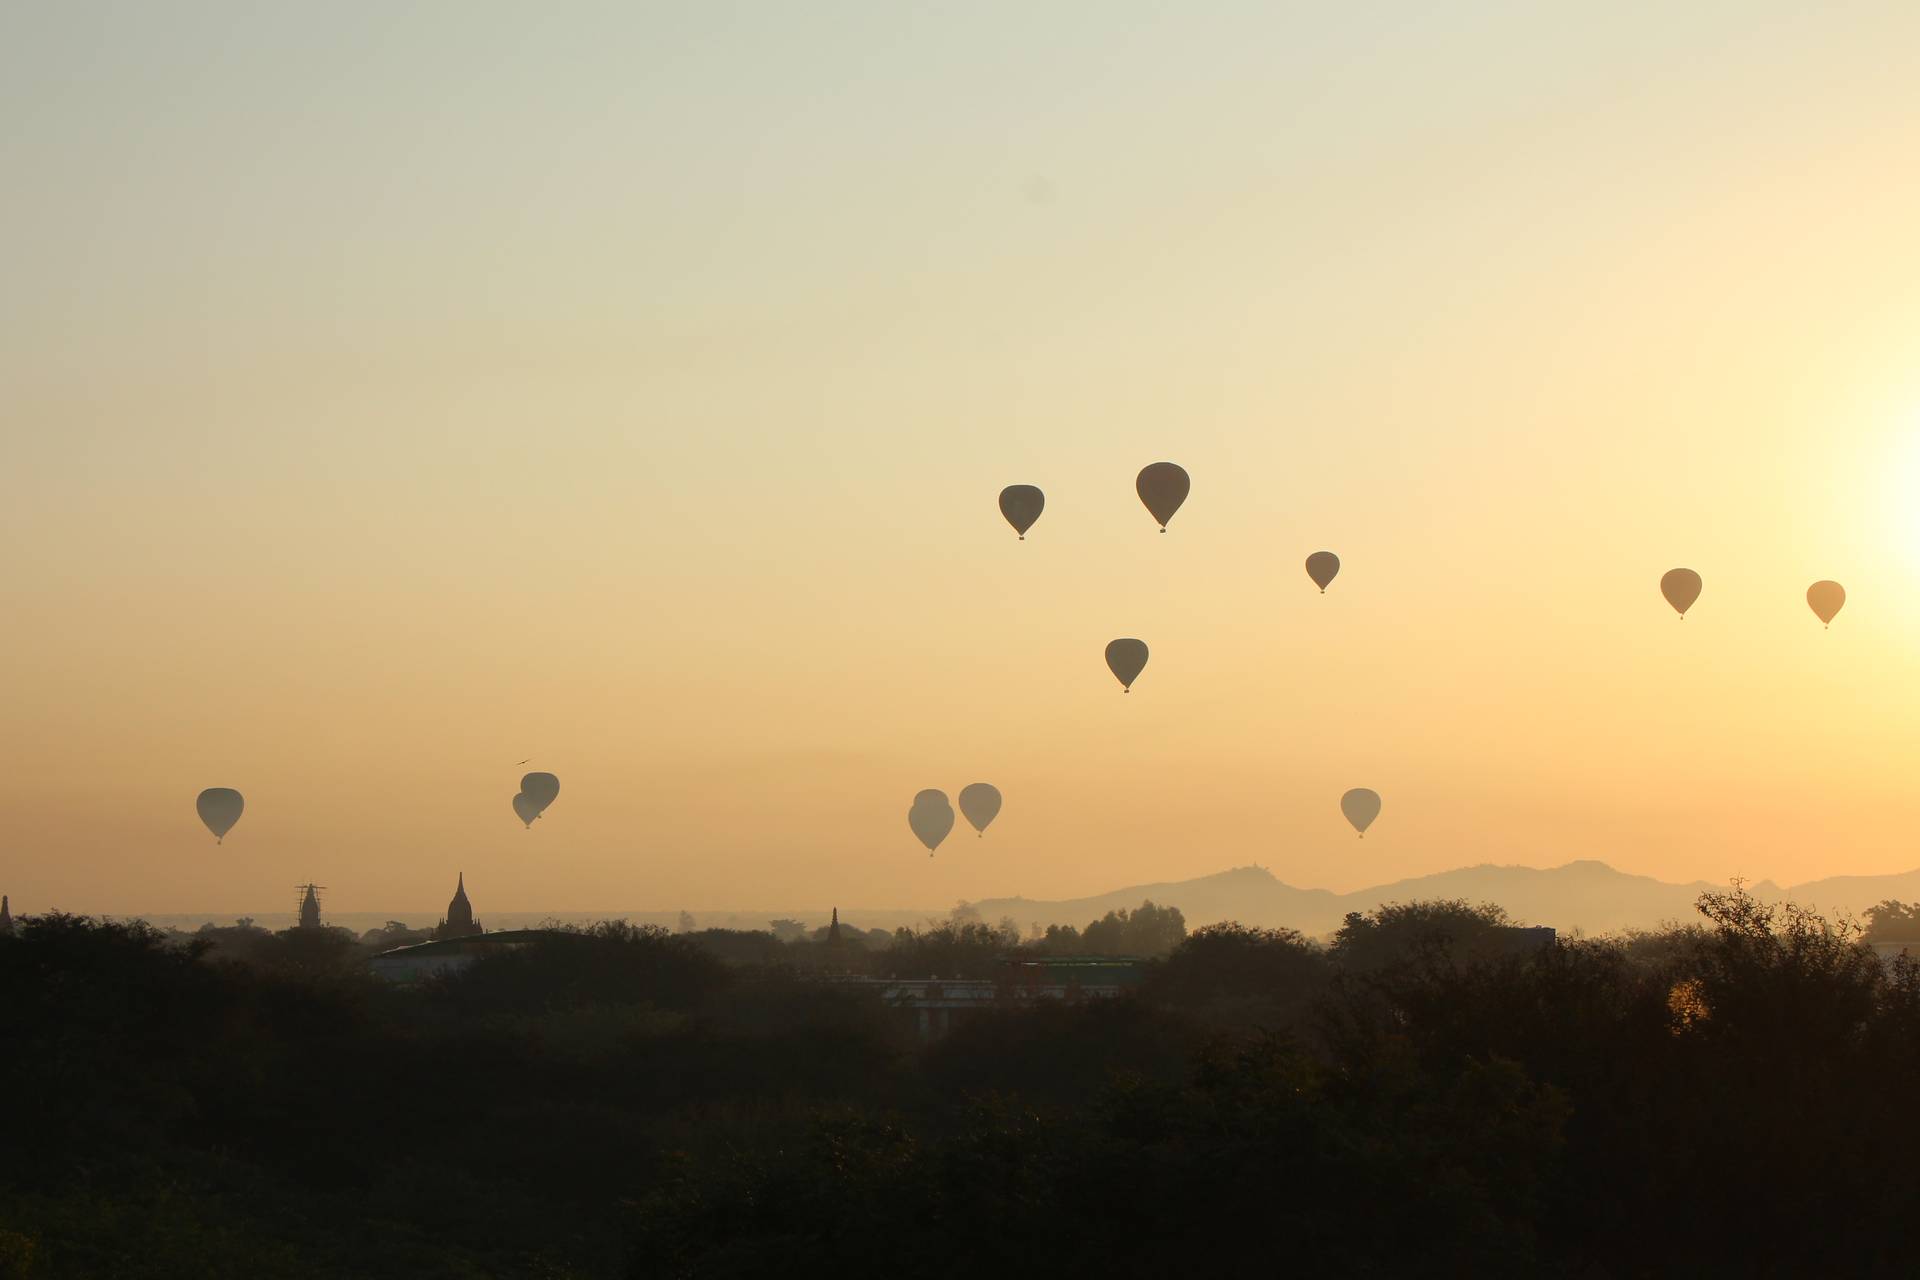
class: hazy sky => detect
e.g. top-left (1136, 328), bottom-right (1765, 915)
top-left (5, 2), bottom-right (1920, 916)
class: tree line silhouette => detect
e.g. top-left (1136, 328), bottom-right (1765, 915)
top-left (3, 891), bottom-right (1918, 1276)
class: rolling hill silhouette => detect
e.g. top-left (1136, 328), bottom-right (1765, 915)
top-left (970, 860), bottom-right (1920, 937)
top-left (127, 863), bottom-right (1920, 941)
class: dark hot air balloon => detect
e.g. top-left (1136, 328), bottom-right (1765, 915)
top-left (1105, 638), bottom-right (1149, 691)
top-left (1661, 569), bottom-right (1702, 618)
top-left (520, 772), bottom-right (560, 819)
top-left (909, 789), bottom-right (955, 854)
top-left (1306, 551), bottom-right (1340, 593)
top-left (1135, 463), bottom-right (1190, 532)
top-left (1340, 788), bottom-right (1381, 837)
top-left (512, 793), bottom-right (540, 828)
top-left (1806, 580), bottom-right (1845, 628)
top-left (196, 788), bottom-right (244, 844)
top-left (998, 486), bottom-right (1045, 540)
top-left (958, 783), bottom-right (1002, 836)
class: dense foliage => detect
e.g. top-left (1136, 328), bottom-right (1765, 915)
top-left (3, 892), bottom-right (1917, 1276)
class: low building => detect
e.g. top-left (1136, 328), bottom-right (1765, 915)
top-left (369, 929), bottom-right (550, 984)
top-left (828, 957), bottom-right (1145, 1041)
top-left (1000, 956), bottom-right (1149, 989)
top-left (1499, 926), bottom-right (1558, 953)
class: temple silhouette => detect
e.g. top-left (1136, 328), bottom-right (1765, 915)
top-left (434, 873), bottom-right (483, 940)
top-left (295, 884), bottom-right (324, 930)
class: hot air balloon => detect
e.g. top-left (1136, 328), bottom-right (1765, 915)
top-left (958, 783), bottom-right (1002, 836)
top-left (1105, 638), bottom-right (1149, 691)
top-left (1340, 788), bottom-right (1381, 838)
top-left (1306, 551), bottom-right (1340, 593)
top-left (909, 789), bottom-right (955, 854)
top-left (1807, 580), bottom-right (1845, 628)
top-left (196, 788), bottom-right (244, 844)
top-left (1661, 569), bottom-right (1702, 619)
top-left (1135, 463), bottom-right (1190, 532)
top-left (512, 793), bottom-right (540, 828)
top-left (999, 486), bottom-right (1045, 540)
top-left (520, 772), bottom-right (560, 820)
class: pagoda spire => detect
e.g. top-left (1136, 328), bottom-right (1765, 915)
top-left (0, 894), bottom-right (13, 936)
top-left (438, 872), bottom-right (481, 939)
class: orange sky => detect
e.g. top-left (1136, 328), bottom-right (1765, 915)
top-left (4, 4), bottom-right (1920, 915)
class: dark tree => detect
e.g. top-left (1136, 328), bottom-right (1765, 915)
top-left (1329, 897), bottom-right (1515, 972)
top-left (1862, 898), bottom-right (1920, 943)
top-left (1078, 900), bottom-right (1187, 956)
top-left (1143, 921), bottom-right (1328, 1030)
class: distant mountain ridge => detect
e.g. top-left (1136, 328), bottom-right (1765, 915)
top-left (106, 863), bottom-right (1920, 941)
top-left (969, 860), bottom-right (1920, 938)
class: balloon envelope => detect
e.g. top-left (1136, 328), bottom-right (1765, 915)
top-left (520, 772), bottom-right (560, 816)
top-left (908, 790), bottom-right (955, 852)
top-left (958, 782), bottom-right (1002, 835)
top-left (196, 788), bottom-right (244, 843)
top-left (1305, 551), bottom-right (1340, 592)
top-left (1807, 580), bottom-right (1845, 626)
top-left (1660, 568), bottom-right (1702, 617)
top-left (1340, 788), bottom-right (1381, 836)
top-left (1105, 638), bottom-right (1149, 690)
top-left (512, 793), bottom-right (539, 828)
top-left (998, 485), bottom-right (1045, 539)
top-left (1135, 462), bottom-right (1190, 531)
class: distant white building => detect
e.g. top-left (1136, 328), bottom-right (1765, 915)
top-left (369, 929), bottom-right (548, 984)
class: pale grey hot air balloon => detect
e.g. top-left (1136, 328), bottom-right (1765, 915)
top-left (1661, 569), bottom-right (1702, 619)
top-left (512, 793), bottom-right (540, 828)
top-left (1105, 638), bottom-right (1149, 691)
top-left (196, 788), bottom-right (244, 844)
top-left (958, 783), bottom-right (1002, 837)
top-left (1306, 551), bottom-right (1340, 593)
top-left (1807, 580), bottom-right (1845, 628)
top-left (909, 789), bottom-right (955, 854)
top-left (1135, 463), bottom-right (1190, 532)
top-left (520, 772), bottom-right (560, 820)
top-left (999, 486), bottom-right (1045, 540)
top-left (1340, 787), bottom-right (1381, 838)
